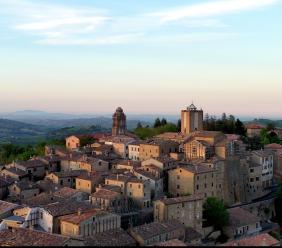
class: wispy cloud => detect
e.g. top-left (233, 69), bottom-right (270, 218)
top-left (0, 0), bottom-right (280, 45)
top-left (150, 0), bottom-right (279, 22)
top-left (36, 33), bottom-right (145, 46)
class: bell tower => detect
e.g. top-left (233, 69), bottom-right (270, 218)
top-left (181, 103), bottom-right (203, 135)
top-left (112, 107), bottom-right (127, 136)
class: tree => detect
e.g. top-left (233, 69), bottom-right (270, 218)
top-left (203, 197), bottom-right (229, 231)
top-left (274, 182), bottom-right (282, 225)
top-left (161, 118), bottom-right (167, 126)
top-left (136, 122), bottom-right (143, 129)
top-left (154, 118), bottom-right (161, 128)
top-left (266, 122), bottom-right (275, 131)
top-left (177, 119), bottom-right (181, 132)
top-left (235, 119), bottom-right (246, 136)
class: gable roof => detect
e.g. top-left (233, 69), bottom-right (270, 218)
top-left (222, 233), bottom-right (279, 246)
top-left (0, 228), bottom-right (70, 246)
top-left (228, 207), bottom-right (260, 228)
top-left (84, 228), bottom-right (136, 246)
top-left (43, 199), bottom-right (93, 217)
top-left (59, 209), bottom-right (106, 225)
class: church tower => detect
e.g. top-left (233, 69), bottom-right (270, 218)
top-left (181, 103), bottom-right (203, 135)
top-left (112, 107), bottom-right (127, 136)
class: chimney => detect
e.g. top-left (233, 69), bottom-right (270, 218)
top-left (78, 208), bottom-right (82, 216)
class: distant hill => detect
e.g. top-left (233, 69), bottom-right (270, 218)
top-left (46, 125), bottom-right (110, 140)
top-left (3, 116), bottom-right (151, 130)
top-left (245, 119), bottom-right (282, 128)
top-left (0, 119), bottom-right (49, 144)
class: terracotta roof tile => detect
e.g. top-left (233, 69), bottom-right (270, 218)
top-left (0, 228), bottom-right (70, 246)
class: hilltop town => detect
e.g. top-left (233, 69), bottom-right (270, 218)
top-left (0, 104), bottom-right (281, 246)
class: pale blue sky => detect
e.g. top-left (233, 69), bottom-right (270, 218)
top-left (0, 0), bottom-right (282, 118)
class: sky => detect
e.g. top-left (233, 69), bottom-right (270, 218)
top-left (0, 0), bottom-right (282, 118)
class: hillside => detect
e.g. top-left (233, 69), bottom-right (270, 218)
top-left (0, 119), bottom-right (110, 145)
top-left (7, 117), bottom-right (151, 130)
top-left (245, 119), bottom-right (282, 128)
top-left (0, 119), bottom-right (49, 144)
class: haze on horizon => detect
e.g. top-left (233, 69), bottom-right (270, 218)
top-left (0, 0), bottom-right (282, 118)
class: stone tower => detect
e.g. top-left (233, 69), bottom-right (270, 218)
top-left (181, 103), bottom-right (203, 135)
top-left (112, 107), bottom-right (127, 136)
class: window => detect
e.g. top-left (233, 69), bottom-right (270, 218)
top-left (177, 175), bottom-right (180, 180)
top-left (177, 185), bottom-right (180, 189)
top-left (256, 177), bottom-right (260, 181)
top-left (68, 178), bottom-right (71, 182)
top-left (60, 180), bottom-right (63, 185)
top-left (250, 168), bottom-right (254, 173)
top-left (182, 203), bottom-right (185, 208)
top-left (130, 184), bottom-right (132, 188)
top-left (205, 184), bottom-right (207, 188)
top-left (250, 178), bottom-right (254, 182)
top-left (196, 185), bottom-right (199, 190)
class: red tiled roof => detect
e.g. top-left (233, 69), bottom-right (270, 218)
top-left (59, 209), bottom-right (105, 224)
top-left (222, 233), bottom-right (279, 246)
top-left (265, 143), bottom-right (282, 150)
top-left (0, 228), bottom-right (70, 246)
top-left (246, 123), bottom-right (264, 129)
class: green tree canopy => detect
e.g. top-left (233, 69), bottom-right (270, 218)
top-left (136, 122), bottom-right (143, 129)
top-left (266, 122), bottom-right (275, 131)
top-left (177, 119), bottom-right (181, 132)
top-left (203, 197), bottom-right (229, 231)
top-left (161, 118), bottom-right (167, 126)
top-left (154, 118), bottom-right (161, 128)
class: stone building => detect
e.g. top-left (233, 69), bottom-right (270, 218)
top-left (139, 140), bottom-right (179, 161)
top-left (45, 170), bottom-right (85, 188)
top-left (75, 172), bottom-right (105, 194)
top-left (8, 181), bottom-right (40, 202)
top-left (90, 186), bottom-right (129, 213)
top-left (224, 207), bottom-right (262, 240)
top-left (59, 209), bottom-right (121, 238)
top-left (168, 163), bottom-right (221, 200)
top-left (105, 173), bottom-right (151, 209)
top-left (181, 103), bottom-right (203, 135)
top-left (183, 131), bottom-right (228, 160)
top-left (112, 107), bottom-right (127, 136)
top-left (128, 141), bottom-right (141, 161)
top-left (265, 143), bottom-right (282, 180)
top-left (246, 123), bottom-right (264, 138)
top-left (133, 168), bottom-right (164, 200)
top-left (251, 150), bottom-right (274, 188)
top-left (65, 135), bottom-right (81, 150)
top-left (128, 220), bottom-right (186, 246)
top-left (154, 195), bottom-right (203, 233)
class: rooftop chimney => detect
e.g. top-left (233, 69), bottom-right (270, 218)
top-left (78, 208), bottom-right (82, 216)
